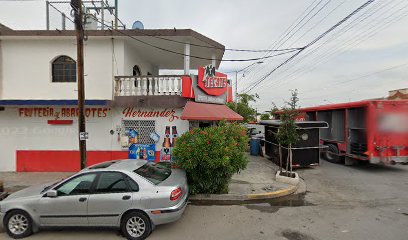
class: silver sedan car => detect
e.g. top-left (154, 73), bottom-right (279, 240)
top-left (0, 160), bottom-right (189, 240)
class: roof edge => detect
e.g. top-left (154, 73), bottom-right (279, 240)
top-left (0, 28), bottom-right (225, 49)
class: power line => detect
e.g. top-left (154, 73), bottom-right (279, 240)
top-left (52, 3), bottom-right (300, 62)
top-left (90, 13), bottom-right (301, 62)
top-left (242, 0), bottom-right (377, 93)
top-left (273, 0), bottom-right (408, 88)
top-left (233, 0), bottom-right (323, 82)
top-left (258, 0), bottom-right (388, 90)
top-left (303, 62), bottom-right (408, 96)
top-left (254, 0), bottom-right (393, 92)
top-left (48, 1), bottom-right (303, 53)
top-left (239, 0), bottom-right (333, 90)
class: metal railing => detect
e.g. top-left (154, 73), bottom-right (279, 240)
top-left (114, 75), bottom-right (183, 96)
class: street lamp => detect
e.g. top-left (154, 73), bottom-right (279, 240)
top-left (234, 61), bottom-right (263, 102)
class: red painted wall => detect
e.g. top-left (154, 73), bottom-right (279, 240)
top-left (16, 150), bottom-right (161, 172)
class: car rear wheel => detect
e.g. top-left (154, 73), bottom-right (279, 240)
top-left (5, 210), bottom-right (33, 239)
top-left (323, 144), bottom-right (342, 163)
top-left (121, 211), bottom-right (151, 240)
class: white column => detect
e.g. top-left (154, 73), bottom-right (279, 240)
top-left (154, 77), bottom-right (159, 95)
top-left (184, 42), bottom-right (190, 75)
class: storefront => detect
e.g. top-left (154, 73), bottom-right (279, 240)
top-left (0, 65), bottom-right (242, 172)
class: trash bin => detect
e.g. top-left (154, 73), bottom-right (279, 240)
top-left (250, 137), bottom-right (261, 156)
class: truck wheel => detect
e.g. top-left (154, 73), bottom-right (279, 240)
top-left (323, 144), bottom-right (341, 163)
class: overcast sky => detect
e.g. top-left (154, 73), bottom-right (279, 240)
top-left (0, 0), bottom-right (407, 112)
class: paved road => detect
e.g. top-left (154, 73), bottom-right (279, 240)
top-left (1, 160), bottom-right (408, 240)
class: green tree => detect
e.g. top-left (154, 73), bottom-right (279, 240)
top-left (226, 93), bottom-right (259, 122)
top-left (274, 89), bottom-right (299, 175)
top-left (260, 113), bottom-right (270, 120)
top-left (173, 123), bottom-right (249, 194)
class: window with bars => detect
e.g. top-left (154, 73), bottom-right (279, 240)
top-left (122, 120), bottom-right (156, 145)
top-left (52, 56), bottom-right (77, 82)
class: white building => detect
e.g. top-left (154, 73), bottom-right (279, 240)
top-left (0, 25), bottom-right (241, 172)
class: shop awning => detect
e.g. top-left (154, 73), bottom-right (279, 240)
top-left (181, 101), bottom-right (243, 121)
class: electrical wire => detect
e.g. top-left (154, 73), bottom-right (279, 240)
top-left (253, 0), bottom-right (387, 90)
top-left (273, 0), bottom-right (408, 88)
top-left (240, 0), bottom-right (333, 90)
top-left (90, 14), bottom-right (301, 62)
top-left (256, 0), bottom-right (395, 92)
top-left (53, 3), bottom-right (300, 62)
top-left (241, 0), bottom-right (377, 94)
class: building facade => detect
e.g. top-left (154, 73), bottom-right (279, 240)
top-left (0, 26), bottom-right (241, 172)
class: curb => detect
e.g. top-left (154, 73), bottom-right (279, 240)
top-left (189, 182), bottom-right (299, 205)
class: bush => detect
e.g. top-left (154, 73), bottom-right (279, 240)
top-left (173, 123), bottom-right (249, 194)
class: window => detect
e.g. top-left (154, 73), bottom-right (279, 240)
top-left (122, 120), bottom-right (156, 146)
top-left (134, 162), bottom-right (171, 185)
top-left (125, 176), bottom-right (139, 192)
top-left (95, 172), bottom-right (129, 193)
top-left (52, 56), bottom-right (76, 82)
top-left (56, 173), bottom-right (97, 196)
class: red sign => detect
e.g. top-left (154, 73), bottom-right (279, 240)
top-left (197, 65), bottom-right (228, 96)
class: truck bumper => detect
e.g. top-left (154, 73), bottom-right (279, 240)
top-left (370, 156), bottom-right (408, 164)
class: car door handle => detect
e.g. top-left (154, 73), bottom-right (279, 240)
top-left (79, 197), bottom-right (87, 202)
top-left (122, 195), bottom-right (131, 200)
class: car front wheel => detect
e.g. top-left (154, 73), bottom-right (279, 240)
top-left (121, 211), bottom-right (151, 240)
top-left (5, 210), bottom-right (33, 239)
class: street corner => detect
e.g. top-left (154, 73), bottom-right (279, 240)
top-left (189, 180), bottom-right (300, 205)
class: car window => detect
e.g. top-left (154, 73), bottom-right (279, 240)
top-left (126, 176), bottom-right (139, 192)
top-left (134, 162), bottom-right (171, 185)
top-left (95, 172), bottom-right (129, 193)
top-left (56, 173), bottom-right (97, 196)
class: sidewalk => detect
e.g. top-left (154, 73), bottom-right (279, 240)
top-left (0, 172), bottom-right (73, 193)
top-left (0, 154), bottom-right (299, 204)
top-left (189, 153), bottom-right (299, 204)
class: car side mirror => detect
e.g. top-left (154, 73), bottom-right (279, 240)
top-left (45, 190), bottom-right (58, 198)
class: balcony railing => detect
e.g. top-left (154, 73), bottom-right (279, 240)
top-left (114, 75), bottom-right (183, 96)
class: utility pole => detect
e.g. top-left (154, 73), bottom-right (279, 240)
top-left (235, 71), bottom-right (238, 103)
top-left (115, 0), bottom-right (118, 29)
top-left (234, 61), bottom-right (263, 106)
top-left (71, 0), bottom-right (87, 169)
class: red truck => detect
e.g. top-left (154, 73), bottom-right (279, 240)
top-left (296, 100), bottom-right (408, 165)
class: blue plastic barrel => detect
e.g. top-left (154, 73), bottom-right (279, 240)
top-left (250, 138), bottom-right (261, 156)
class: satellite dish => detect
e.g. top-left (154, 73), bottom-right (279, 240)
top-left (132, 21), bottom-right (144, 30)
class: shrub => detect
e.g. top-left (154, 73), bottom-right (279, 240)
top-left (173, 123), bottom-right (249, 194)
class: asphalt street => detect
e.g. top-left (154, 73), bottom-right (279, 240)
top-left (1, 159), bottom-right (407, 240)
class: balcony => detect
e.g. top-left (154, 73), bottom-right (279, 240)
top-left (114, 75), bottom-right (183, 97)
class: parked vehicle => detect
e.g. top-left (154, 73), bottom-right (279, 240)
top-left (0, 160), bottom-right (189, 240)
top-left (295, 100), bottom-right (408, 165)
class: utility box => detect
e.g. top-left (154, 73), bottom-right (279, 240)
top-left (260, 120), bottom-right (328, 167)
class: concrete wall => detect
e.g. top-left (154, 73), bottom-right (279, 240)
top-left (123, 41), bottom-right (153, 76)
top-left (0, 106), bottom-right (188, 171)
top-left (0, 37), bottom-right (155, 100)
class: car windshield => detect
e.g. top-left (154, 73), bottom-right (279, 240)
top-left (134, 162), bottom-right (172, 185)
